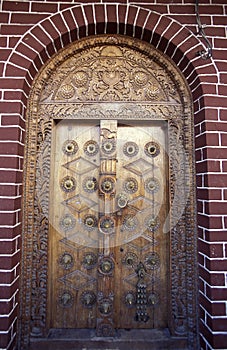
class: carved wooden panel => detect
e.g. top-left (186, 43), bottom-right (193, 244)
top-left (20, 35), bottom-right (198, 350)
top-left (115, 121), bottom-right (168, 330)
top-left (49, 120), bottom-right (168, 332)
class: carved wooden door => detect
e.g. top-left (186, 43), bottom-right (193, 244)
top-left (49, 117), bottom-right (168, 335)
top-left (21, 36), bottom-right (198, 349)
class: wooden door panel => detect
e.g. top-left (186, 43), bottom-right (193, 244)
top-left (49, 120), bottom-right (100, 329)
top-left (115, 121), bottom-right (168, 329)
top-left (49, 119), bottom-right (168, 332)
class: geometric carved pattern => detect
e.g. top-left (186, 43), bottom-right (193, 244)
top-left (128, 195), bottom-right (155, 212)
top-left (59, 237), bottom-right (87, 252)
top-left (63, 157), bottom-right (98, 175)
top-left (123, 271), bottom-right (153, 289)
top-left (129, 240), bottom-right (155, 254)
top-left (63, 194), bottom-right (98, 213)
top-left (123, 158), bottom-right (156, 177)
top-left (59, 270), bottom-right (96, 291)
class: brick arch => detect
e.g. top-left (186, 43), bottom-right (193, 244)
top-left (4, 3), bottom-right (216, 116)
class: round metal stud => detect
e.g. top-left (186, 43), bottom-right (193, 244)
top-left (82, 252), bottom-right (98, 270)
top-left (59, 252), bottom-right (74, 270)
top-left (99, 299), bottom-right (113, 315)
top-left (80, 291), bottom-right (96, 308)
top-left (147, 292), bottom-right (159, 306)
top-left (59, 291), bottom-right (74, 308)
top-left (83, 215), bottom-right (98, 231)
top-left (62, 140), bottom-right (78, 156)
top-left (145, 215), bottom-right (159, 232)
top-left (144, 253), bottom-right (160, 270)
top-left (99, 216), bottom-right (115, 235)
top-left (144, 177), bottom-right (160, 193)
top-left (123, 142), bottom-right (139, 157)
top-left (83, 177), bottom-right (98, 193)
top-left (123, 214), bottom-right (138, 231)
top-left (98, 257), bottom-right (114, 275)
top-left (123, 177), bottom-right (138, 194)
top-left (122, 252), bottom-right (138, 268)
top-left (60, 176), bottom-right (76, 192)
top-left (84, 140), bottom-right (99, 156)
top-left (100, 177), bottom-right (115, 194)
top-left (60, 214), bottom-right (76, 231)
top-left (101, 139), bottom-right (116, 155)
top-left (124, 291), bottom-right (136, 308)
top-left (144, 141), bottom-right (160, 158)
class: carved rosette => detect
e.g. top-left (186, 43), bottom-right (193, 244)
top-left (21, 35), bottom-right (197, 350)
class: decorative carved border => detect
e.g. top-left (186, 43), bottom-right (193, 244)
top-left (19, 35), bottom-right (198, 349)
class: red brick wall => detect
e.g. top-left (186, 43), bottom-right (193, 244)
top-left (0, 1), bottom-right (227, 349)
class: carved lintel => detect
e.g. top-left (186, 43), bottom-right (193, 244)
top-left (38, 102), bottom-right (182, 123)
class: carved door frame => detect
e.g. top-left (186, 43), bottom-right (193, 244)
top-left (19, 35), bottom-right (198, 349)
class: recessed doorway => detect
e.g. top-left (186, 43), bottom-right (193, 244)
top-left (20, 35), bottom-right (198, 350)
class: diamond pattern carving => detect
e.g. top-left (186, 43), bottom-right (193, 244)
top-left (128, 195), bottom-right (158, 213)
top-left (59, 270), bottom-right (96, 291)
top-left (62, 194), bottom-right (98, 213)
top-left (141, 232), bottom-right (159, 245)
top-left (128, 239), bottom-right (155, 253)
top-left (121, 231), bottom-right (142, 245)
top-left (63, 156), bottom-right (99, 175)
top-left (124, 271), bottom-right (153, 288)
top-left (59, 237), bottom-right (85, 251)
top-left (123, 158), bottom-right (155, 176)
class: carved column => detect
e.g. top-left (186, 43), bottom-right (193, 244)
top-left (96, 120), bottom-right (117, 336)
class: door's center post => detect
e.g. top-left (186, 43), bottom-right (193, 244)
top-left (96, 120), bottom-right (118, 337)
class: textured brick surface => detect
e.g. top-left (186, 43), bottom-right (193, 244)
top-left (0, 1), bottom-right (227, 350)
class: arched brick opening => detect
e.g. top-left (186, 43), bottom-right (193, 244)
top-left (2, 3), bottom-right (219, 349)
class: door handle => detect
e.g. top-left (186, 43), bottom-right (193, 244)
top-left (116, 193), bottom-right (128, 209)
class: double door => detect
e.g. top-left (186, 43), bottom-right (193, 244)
top-left (49, 119), bottom-right (169, 335)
